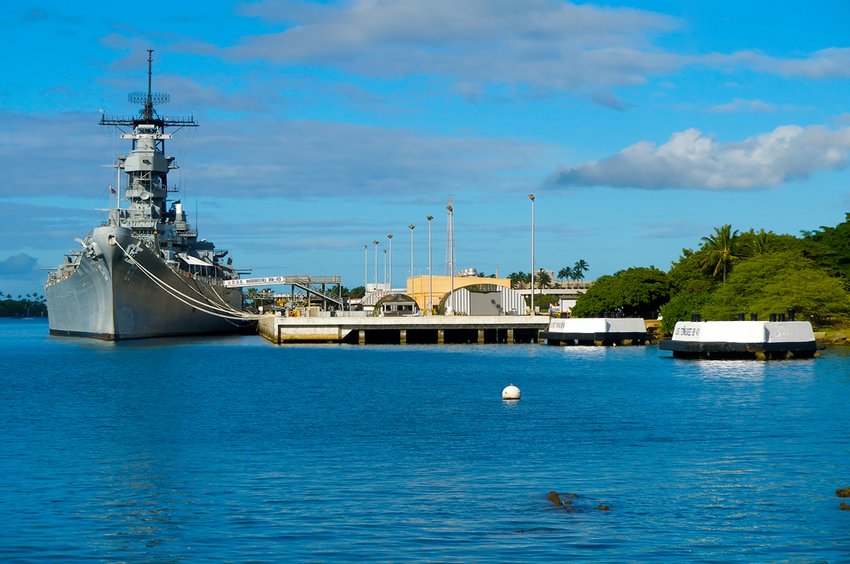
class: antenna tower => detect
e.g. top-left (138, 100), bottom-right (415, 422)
top-left (100, 49), bottom-right (198, 130)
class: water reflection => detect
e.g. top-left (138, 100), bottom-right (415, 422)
top-left (692, 360), bottom-right (767, 382)
top-left (556, 346), bottom-right (611, 359)
top-left (93, 456), bottom-right (186, 558)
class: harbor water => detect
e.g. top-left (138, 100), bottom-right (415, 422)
top-left (2, 318), bottom-right (849, 561)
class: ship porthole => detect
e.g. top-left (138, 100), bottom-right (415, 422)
top-left (107, 235), bottom-right (116, 246)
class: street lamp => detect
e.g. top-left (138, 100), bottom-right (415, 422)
top-left (426, 215), bottom-right (433, 315)
top-left (529, 193), bottom-right (535, 315)
top-left (363, 244), bottom-right (368, 291)
top-left (383, 248), bottom-right (387, 288)
top-left (373, 240), bottom-right (379, 289)
top-left (408, 224), bottom-right (415, 282)
top-left (387, 234), bottom-right (393, 291)
top-left (447, 200), bottom-right (454, 314)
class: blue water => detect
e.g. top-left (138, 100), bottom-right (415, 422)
top-left (2, 318), bottom-right (850, 561)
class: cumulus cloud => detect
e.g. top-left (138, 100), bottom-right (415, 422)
top-left (0, 254), bottom-right (38, 275)
top-left (550, 125), bottom-right (850, 190)
top-left (0, 253), bottom-right (48, 297)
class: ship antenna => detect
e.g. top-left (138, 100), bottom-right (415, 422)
top-left (144, 49), bottom-right (153, 122)
top-left (125, 50), bottom-right (171, 124)
top-left (101, 50), bottom-right (197, 131)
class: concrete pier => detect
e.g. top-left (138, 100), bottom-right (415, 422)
top-left (259, 315), bottom-right (550, 345)
top-left (659, 320), bottom-right (817, 359)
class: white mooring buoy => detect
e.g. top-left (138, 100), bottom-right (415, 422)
top-left (502, 384), bottom-right (521, 401)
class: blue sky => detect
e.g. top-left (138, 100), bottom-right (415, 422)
top-left (3, 0), bottom-right (850, 297)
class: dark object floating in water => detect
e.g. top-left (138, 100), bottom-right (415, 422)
top-left (836, 487), bottom-right (850, 498)
top-left (839, 502), bottom-right (850, 511)
top-left (548, 490), bottom-right (598, 513)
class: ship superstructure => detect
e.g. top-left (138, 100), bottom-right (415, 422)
top-left (46, 51), bottom-right (256, 339)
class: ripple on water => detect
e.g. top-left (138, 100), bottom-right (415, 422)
top-left (1, 321), bottom-right (849, 560)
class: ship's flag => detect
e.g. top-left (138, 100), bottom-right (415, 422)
top-left (109, 185), bottom-right (116, 194)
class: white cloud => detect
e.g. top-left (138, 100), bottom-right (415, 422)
top-left (222, 0), bottom-right (683, 96)
top-left (708, 98), bottom-right (775, 114)
top-left (0, 109), bottom-right (556, 200)
top-left (714, 48), bottom-right (850, 79)
top-left (186, 119), bottom-right (553, 198)
top-left (0, 253), bottom-right (38, 276)
top-left (214, 3), bottom-right (850, 102)
top-left (550, 124), bottom-right (850, 190)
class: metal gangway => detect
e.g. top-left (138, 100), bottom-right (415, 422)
top-left (223, 275), bottom-right (344, 309)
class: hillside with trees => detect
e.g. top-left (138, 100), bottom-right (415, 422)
top-left (571, 214), bottom-right (850, 334)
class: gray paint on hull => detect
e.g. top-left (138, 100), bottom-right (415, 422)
top-left (47, 227), bottom-right (249, 340)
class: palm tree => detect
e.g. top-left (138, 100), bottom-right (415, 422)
top-left (699, 224), bottom-right (739, 283)
top-left (535, 269), bottom-right (552, 289)
top-left (557, 267), bottom-right (572, 286)
top-left (750, 229), bottom-right (772, 256)
top-left (572, 259), bottom-right (589, 285)
top-left (509, 272), bottom-right (529, 289)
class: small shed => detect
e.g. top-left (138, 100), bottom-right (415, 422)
top-left (373, 293), bottom-right (420, 317)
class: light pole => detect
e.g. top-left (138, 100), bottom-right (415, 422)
top-left (408, 224), bottom-right (415, 280)
top-left (447, 200), bottom-right (454, 314)
top-left (363, 244), bottom-right (368, 291)
top-left (383, 248), bottom-right (387, 288)
top-left (387, 234), bottom-right (393, 291)
top-left (373, 240), bottom-right (379, 289)
top-left (529, 193), bottom-right (535, 315)
top-left (426, 215), bottom-right (433, 315)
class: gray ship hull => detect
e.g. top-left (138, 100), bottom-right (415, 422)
top-left (46, 226), bottom-right (250, 340)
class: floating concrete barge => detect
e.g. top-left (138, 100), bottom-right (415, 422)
top-left (659, 320), bottom-right (817, 360)
top-left (259, 315), bottom-right (550, 345)
top-left (542, 317), bottom-right (650, 346)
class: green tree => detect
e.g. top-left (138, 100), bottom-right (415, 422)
top-left (658, 289), bottom-right (712, 335)
top-left (668, 247), bottom-right (715, 294)
top-left (509, 271), bottom-right (529, 289)
top-left (571, 267), bottom-right (670, 319)
top-left (572, 259), bottom-right (589, 284)
top-left (798, 213), bottom-right (850, 279)
top-left (535, 269), bottom-right (552, 289)
top-left (532, 292), bottom-right (558, 312)
top-left (701, 250), bottom-right (850, 326)
top-left (737, 228), bottom-right (801, 259)
top-left (699, 224), bottom-right (739, 283)
top-left (0, 293), bottom-right (48, 317)
top-left (347, 286), bottom-right (366, 299)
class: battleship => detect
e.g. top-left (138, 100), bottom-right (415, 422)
top-left (46, 51), bottom-right (257, 340)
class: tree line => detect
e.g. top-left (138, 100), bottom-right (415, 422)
top-left (569, 214), bottom-right (850, 333)
top-left (0, 292), bottom-right (48, 317)
top-left (509, 260), bottom-right (590, 289)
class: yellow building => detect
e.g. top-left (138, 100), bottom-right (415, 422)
top-left (407, 275), bottom-right (512, 314)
